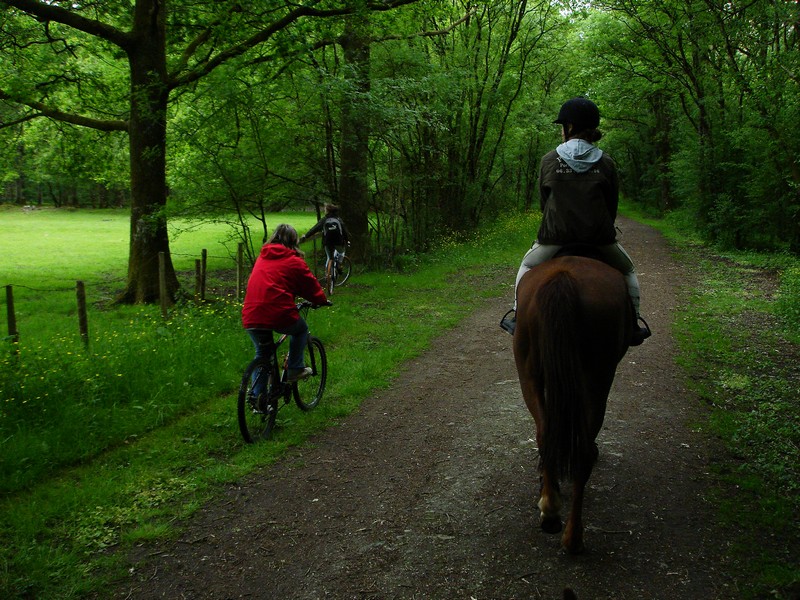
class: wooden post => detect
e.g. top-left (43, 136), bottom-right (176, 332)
top-left (158, 252), bottom-right (168, 319)
top-left (201, 248), bottom-right (208, 302)
top-left (76, 280), bottom-right (89, 348)
top-left (6, 285), bottom-right (19, 352)
top-left (312, 238), bottom-right (320, 279)
top-left (236, 242), bottom-right (244, 300)
top-left (195, 259), bottom-right (202, 302)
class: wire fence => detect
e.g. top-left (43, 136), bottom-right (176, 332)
top-left (3, 245), bottom-right (247, 354)
top-left (2, 240), bottom-right (333, 355)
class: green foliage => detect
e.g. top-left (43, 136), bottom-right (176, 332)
top-left (776, 266), bottom-right (800, 333)
top-left (646, 211), bottom-right (800, 598)
top-left (581, 1), bottom-right (800, 252)
top-left (0, 300), bottom-right (245, 495)
top-left (3, 0), bottom-right (800, 259)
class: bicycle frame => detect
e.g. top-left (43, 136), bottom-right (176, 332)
top-left (238, 301), bottom-right (328, 443)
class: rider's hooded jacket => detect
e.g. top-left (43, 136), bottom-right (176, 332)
top-left (536, 138), bottom-right (619, 246)
top-left (242, 244), bottom-right (327, 330)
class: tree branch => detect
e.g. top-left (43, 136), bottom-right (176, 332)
top-left (243, 6), bottom-right (470, 71)
top-left (169, 3), bottom-right (351, 88)
top-left (0, 110), bottom-right (39, 130)
top-left (169, 1), bottom-right (420, 88)
top-left (375, 8), bottom-right (476, 42)
top-left (0, 90), bottom-right (128, 132)
top-left (3, 0), bottom-right (132, 49)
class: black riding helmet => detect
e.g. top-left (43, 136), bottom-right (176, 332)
top-left (554, 97), bottom-right (600, 132)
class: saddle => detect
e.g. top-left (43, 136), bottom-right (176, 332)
top-left (553, 243), bottom-right (607, 262)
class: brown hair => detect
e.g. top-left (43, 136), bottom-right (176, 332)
top-left (563, 124), bottom-right (603, 143)
top-left (267, 224), bottom-right (300, 251)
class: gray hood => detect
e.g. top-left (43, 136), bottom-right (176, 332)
top-left (556, 139), bottom-right (604, 173)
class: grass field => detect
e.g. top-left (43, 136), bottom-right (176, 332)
top-left (0, 206), bottom-right (323, 345)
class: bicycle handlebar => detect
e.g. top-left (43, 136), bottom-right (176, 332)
top-left (297, 300), bottom-right (333, 310)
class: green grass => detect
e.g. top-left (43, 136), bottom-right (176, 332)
top-left (622, 201), bottom-right (800, 599)
top-left (0, 206), bottom-right (322, 344)
top-left (0, 207), bottom-right (324, 495)
top-left (0, 205), bottom-right (528, 599)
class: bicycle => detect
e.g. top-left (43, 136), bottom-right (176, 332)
top-left (238, 301), bottom-right (329, 443)
top-left (324, 247), bottom-right (352, 295)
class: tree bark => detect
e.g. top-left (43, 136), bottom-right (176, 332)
top-left (338, 8), bottom-right (371, 263)
top-left (119, 0), bottom-right (179, 303)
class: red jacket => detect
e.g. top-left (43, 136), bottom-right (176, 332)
top-left (242, 244), bottom-right (327, 330)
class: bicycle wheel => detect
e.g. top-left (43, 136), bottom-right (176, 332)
top-left (293, 336), bottom-right (327, 410)
top-left (238, 358), bottom-right (278, 442)
top-left (333, 256), bottom-right (351, 287)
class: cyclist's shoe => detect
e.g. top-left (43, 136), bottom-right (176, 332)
top-left (630, 316), bottom-right (652, 346)
top-left (287, 367), bottom-right (313, 382)
top-left (252, 391), bottom-right (267, 411)
top-left (500, 309), bottom-right (516, 335)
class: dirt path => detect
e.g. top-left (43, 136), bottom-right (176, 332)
top-left (115, 218), bottom-right (741, 599)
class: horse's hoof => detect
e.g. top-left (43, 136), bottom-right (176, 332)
top-left (541, 516), bottom-right (562, 534)
top-left (562, 537), bottom-right (585, 555)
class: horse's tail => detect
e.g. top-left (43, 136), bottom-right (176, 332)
top-left (536, 269), bottom-right (592, 481)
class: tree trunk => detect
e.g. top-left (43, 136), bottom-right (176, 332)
top-left (652, 91), bottom-right (673, 213)
top-left (337, 8), bottom-right (371, 263)
top-left (118, 0), bottom-right (179, 304)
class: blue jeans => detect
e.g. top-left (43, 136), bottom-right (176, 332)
top-left (247, 317), bottom-right (308, 373)
top-left (324, 245), bottom-right (345, 268)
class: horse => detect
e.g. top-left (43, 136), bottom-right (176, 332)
top-left (513, 254), bottom-right (634, 554)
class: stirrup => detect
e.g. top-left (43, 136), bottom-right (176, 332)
top-left (630, 316), bottom-right (652, 346)
top-left (500, 309), bottom-right (516, 335)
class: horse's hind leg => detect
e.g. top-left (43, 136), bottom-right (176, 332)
top-left (538, 466), bottom-right (562, 534)
top-left (562, 469), bottom-right (590, 554)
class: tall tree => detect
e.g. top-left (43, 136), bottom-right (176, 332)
top-left (591, 0), bottom-right (800, 251)
top-left (0, 0), bottom-right (417, 302)
top-left (338, 2), bottom-right (372, 262)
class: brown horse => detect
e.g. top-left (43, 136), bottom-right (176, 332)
top-left (513, 255), bottom-right (633, 554)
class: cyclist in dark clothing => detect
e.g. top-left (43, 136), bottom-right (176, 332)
top-left (300, 204), bottom-right (350, 270)
top-left (501, 97), bottom-right (651, 345)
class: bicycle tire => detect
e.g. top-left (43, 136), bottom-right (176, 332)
top-left (238, 358), bottom-right (278, 442)
top-left (293, 336), bottom-right (327, 410)
top-left (333, 256), bottom-right (351, 287)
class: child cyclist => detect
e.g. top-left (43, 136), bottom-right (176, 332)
top-left (242, 224), bottom-right (329, 382)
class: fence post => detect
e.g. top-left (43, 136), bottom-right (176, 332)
top-left (236, 242), bottom-right (244, 300)
top-left (76, 280), bottom-right (89, 348)
top-left (201, 249), bottom-right (208, 302)
top-left (6, 285), bottom-right (19, 353)
top-left (312, 238), bottom-right (320, 279)
top-left (158, 252), bottom-right (168, 319)
top-left (195, 259), bottom-right (202, 302)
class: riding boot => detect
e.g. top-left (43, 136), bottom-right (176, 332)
top-left (625, 272), bottom-right (651, 346)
